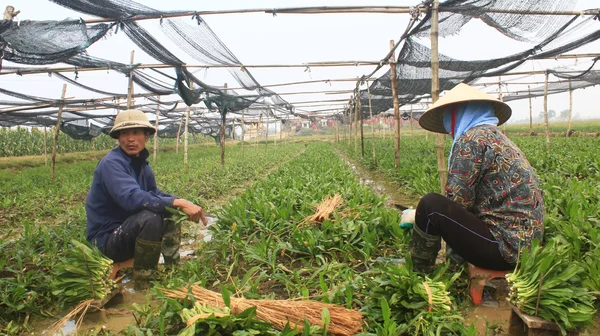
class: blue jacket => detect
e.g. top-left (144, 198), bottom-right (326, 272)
top-left (85, 147), bottom-right (175, 249)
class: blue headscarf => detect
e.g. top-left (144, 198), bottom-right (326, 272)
top-left (442, 101), bottom-right (499, 167)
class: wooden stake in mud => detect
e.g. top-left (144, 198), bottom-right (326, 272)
top-left (431, 0), bottom-right (447, 192)
top-left (220, 83), bottom-right (227, 166)
top-left (528, 85), bottom-right (533, 135)
top-left (153, 97), bottom-right (160, 164)
top-left (51, 84), bottom-right (67, 184)
top-left (389, 40), bottom-right (401, 169)
top-left (44, 126), bottom-right (48, 166)
top-left (567, 80), bottom-right (573, 137)
top-left (543, 71), bottom-right (550, 151)
top-left (126, 50), bottom-right (135, 109)
top-left (366, 81), bottom-right (377, 166)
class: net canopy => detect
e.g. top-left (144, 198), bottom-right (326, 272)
top-left (352, 0), bottom-right (600, 121)
top-left (0, 0), bottom-right (296, 139)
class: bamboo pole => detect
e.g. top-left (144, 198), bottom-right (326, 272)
top-left (410, 105), bottom-right (413, 135)
top-left (176, 115), bottom-right (183, 153)
top-left (367, 81), bottom-right (377, 167)
top-left (241, 108), bottom-right (245, 158)
top-left (431, 0), bottom-right (447, 193)
top-left (51, 84), bottom-right (68, 184)
top-left (543, 71), bottom-right (550, 151)
top-left (265, 110), bottom-right (269, 154)
top-left (567, 80), bottom-right (573, 137)
top-left (184, 103), bottom-right (191, 166)
top-left (528, 85), bottom-right (533, 135)
top-left (359, 96), bottom-right (365, 158)
top-left (153, 97), bottom-right (160, 164)
top-left (78, 6), bottom-right (600, 25)
top-left (389, 40), bottom-right (401, 169)
top-left (498, 76), bottom-right (506, 132)
top-left (354, 99), bottom-right (360, 153)
top-left (43, 126), bottom-right (48, 166)
top-left (221, 83), bottom-right (227, 166)
top-left (126, 50), bottom-right (135, 109)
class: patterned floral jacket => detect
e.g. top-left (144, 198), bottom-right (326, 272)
top-left (445, 125), bottom-right (544, 264)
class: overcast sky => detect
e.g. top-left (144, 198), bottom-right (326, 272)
top-left (4, 0), bottom-right (600, 123)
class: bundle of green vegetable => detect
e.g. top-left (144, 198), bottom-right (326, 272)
top-left (51, 240), bottom-right (115, 305)
top-left (506, 238), bottom-right (597, 335)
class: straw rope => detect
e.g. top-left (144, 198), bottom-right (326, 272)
top-left (161, 285), bottom-right (363, 336)
top-left (300, 193), bottom-right (344, 226)
top-left (422, 282), bottom-right (433, 312)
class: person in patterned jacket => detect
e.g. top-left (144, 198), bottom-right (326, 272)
top-left (402, 83), bottom-right (544, 272)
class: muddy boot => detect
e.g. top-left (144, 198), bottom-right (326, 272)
top-left (409, 225), bottom-right (441, 273)
top-left (133, 238), bottom-right (161, 290)
top-left (161, 215), bottom-right (181, 266)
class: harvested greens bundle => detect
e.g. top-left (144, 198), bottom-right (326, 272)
top-left (51, 240), bottom-right (115, 305)
top-left (507, 238), bottom-right (596, 335)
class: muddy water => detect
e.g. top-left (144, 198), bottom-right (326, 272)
top-left (339, 152), bottom-right (420, 210)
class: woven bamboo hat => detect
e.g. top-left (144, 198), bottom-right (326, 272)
top-left (418, 83), bottom-right (511, 134)
top-left (109, 109), bottom-right (156, 139)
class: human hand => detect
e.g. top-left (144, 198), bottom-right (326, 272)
top-left (400, 209), bottom-right (416, 227)
top-left (173, 199), bottom-right (208, 225)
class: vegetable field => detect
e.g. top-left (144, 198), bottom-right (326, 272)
top-left (0, 135), bottom-right (599, 335)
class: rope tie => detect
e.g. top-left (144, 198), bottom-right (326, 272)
top-left (422, 282), bottom-right (433, 312)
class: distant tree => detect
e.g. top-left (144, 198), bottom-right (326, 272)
top-left (559, 109), bottom-right (571, 120)
top-left (538, 109), bottom-right (556, 120)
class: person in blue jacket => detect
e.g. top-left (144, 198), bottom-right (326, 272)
top-left (86, 109), bottom-right (207, 287)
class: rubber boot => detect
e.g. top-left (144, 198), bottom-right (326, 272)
top-left (133, 238), bottom-right (162, 290)
top-left (161, 215), bottom-right (181, 266)
top-left (409, 224), bottom-right (441, 273)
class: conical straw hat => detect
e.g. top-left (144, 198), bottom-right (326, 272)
top-left (418, 83), bottom-right (511, 134)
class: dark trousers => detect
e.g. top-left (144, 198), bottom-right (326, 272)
top-left (415, 193), bottom-right (515, 271)
top-left (103, 210), bottom-right (165, 262)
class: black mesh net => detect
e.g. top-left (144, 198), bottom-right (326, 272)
top-left (353, 0), bottom-right (600, 120)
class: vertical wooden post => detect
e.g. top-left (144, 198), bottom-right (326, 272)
top-left (153, 97), bottom-right (160, 164)
top-left (431, 0), bottom-right (447, 193)
top-left (220, 83), bottom-right (227, 166)
top-left (543, 71), bottom-right (550, 151)
top-left (567, 80), bottom-right (573, 137)
top-left (265, 110), bottom-right (269, 154)
top-left (44, 126), bottom-right (48, 166)
top-left (176, 115), bottom-right (183, 153)
top-left (241, 108), bottom-right (245, 158)
top-left (184, 102), bottom-right (191, 166)
top-left (126, 50), bottom-right (135, 109)
top-left (389, 40), bottom-right (401, 169)
top-left (498, 76), bottom-right (506, 132)
top-left (367, 81), bottom-right (377, 166)
top-left (354, 97), bottom-right (359, 153)
top-left (359, 95), bottom-right (365, 158)
top-left (528, 85), bottom-right (533, 135)
top-left (51, 84), bottom-right (67, 183)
